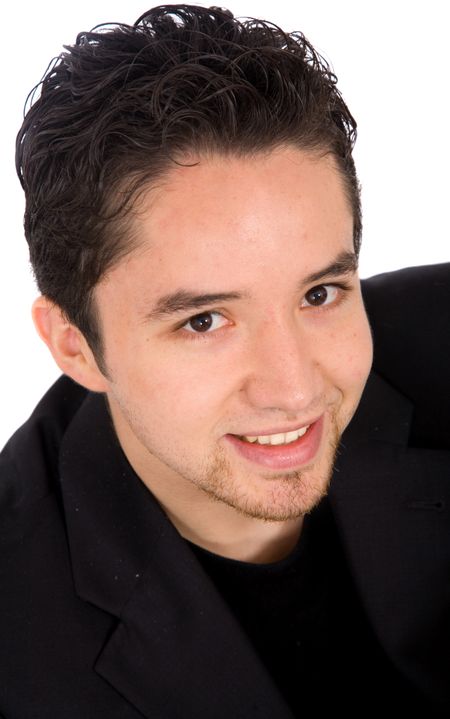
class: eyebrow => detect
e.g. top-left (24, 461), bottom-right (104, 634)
top-left (144, 249), bottom-right (358, 322)
top-left (143, 290), bottom-right (246, 322)
top-left (302, 249), bottom-right (358, 284)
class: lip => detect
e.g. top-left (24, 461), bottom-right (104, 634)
top-left (224, 415), bottom-right (324, 471)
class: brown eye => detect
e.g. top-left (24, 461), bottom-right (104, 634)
top-left (187, 312), bottom-right (214, 332)
top-left (183, 311), bottom-right (227, 334)
top-left (303, 285), bottom-right (338, 307)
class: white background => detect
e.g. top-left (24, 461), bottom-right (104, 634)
top-left (1, 1), bottom-right (449, 448)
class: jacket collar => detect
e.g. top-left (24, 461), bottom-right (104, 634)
top-left (59, 371), bottom-right (450, 714)
top-left (59, 391), bottom-right (294, 718)
top-left (328, 372), bottom-right (450, 705)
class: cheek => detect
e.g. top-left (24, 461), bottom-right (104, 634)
top-left (111, 340), bottom-right (235, 429)
top-left (342, 320), bottom-right (373, 389)
top-left (319, 313), bottom-right (373, 392)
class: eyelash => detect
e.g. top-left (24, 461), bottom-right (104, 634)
top-left (176, 282), bottom-right (353, 340)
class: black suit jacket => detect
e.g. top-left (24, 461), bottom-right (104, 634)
top-left (1, 264), bottom-right (449, 717)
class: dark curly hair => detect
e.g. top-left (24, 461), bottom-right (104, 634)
top-left (16, 4), bottom-right (361, 372)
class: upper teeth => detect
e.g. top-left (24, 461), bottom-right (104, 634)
top-left (242, 426), bottom-right (310, 445)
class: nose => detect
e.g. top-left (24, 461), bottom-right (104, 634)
top-left (241, 318), bottom-right (325, 415)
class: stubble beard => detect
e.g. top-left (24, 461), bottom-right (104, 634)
top-left (191, 417), bottom-right (342, 522)
top-left (111, 389), bottom-right (343, 523)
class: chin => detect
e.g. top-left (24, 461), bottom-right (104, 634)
top-left (197, 455), bottom-right (336, 522)
top-left (194, 414), bottom-right (341, 522)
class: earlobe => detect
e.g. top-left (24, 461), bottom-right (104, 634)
top-left (31, 296), bottom-right (109, 393)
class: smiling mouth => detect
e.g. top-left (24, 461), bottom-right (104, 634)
top-left (238, 425), bottom-right (311, 446)
top-left (226, 417), bottom-right (323, 471)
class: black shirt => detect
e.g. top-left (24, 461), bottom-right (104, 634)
top-left (189, 498), bottom-right (429, 715)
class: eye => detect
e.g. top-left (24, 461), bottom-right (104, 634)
top-left (181, 311), bottom-right (228, 334)
top-left (302, 284), bottom-right (340, 308)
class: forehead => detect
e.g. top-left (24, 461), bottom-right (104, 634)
top-left (101, 147), bottom-right (354, 297)
top-left (144, 146), bottom-right (351, 236)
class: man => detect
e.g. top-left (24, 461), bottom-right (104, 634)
top-left (1, 4), bottom-right (449, 716)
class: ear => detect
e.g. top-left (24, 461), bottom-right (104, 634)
top-left (32, 296), bottom-right (109, 393)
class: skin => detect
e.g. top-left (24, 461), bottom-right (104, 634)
top-left (33, 147), bottom-right (373, 563)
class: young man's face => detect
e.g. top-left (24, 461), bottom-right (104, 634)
top-left (94, 147), bottom-right (373, 522)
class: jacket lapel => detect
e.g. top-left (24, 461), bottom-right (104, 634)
top-left (59, 372), bottom-right (450, 714)
top-left (329, 372), bottom-right (450, 706)
top-left (59, 392), bottom-right (293, 719)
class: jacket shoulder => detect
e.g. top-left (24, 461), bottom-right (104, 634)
top-left (362, 262), bottom-right (449, 317)
top-left (361, 263), bottom-right (450, 447)
top-left (0, 375), bottom-right (88, 519)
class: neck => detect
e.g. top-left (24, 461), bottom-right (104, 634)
top-left (162, 500), bottom-right (304, 563)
